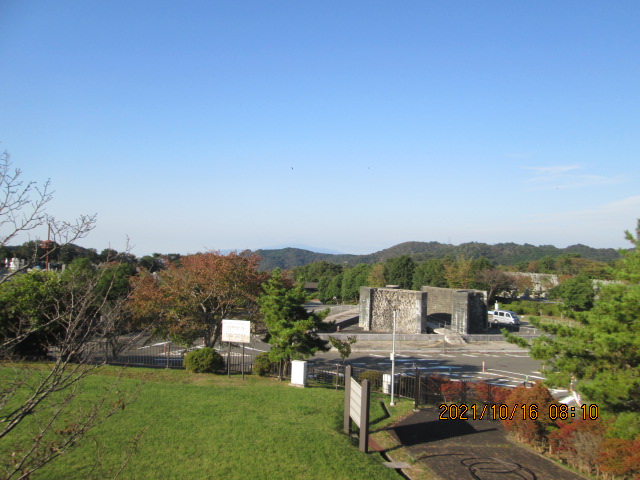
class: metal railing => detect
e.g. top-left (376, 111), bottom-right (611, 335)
top-left (54, 339), bottom-right (520, 408)
top-left (304, 363), bottom-right (517, 407)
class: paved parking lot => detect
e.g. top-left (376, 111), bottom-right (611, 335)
top-left (309, 348), bottom-right (573, 402)
top-left (310, 350), bottom-right (543, 388)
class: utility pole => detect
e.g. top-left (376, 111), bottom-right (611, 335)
top-left (390, 310), bottom-right (397, 406)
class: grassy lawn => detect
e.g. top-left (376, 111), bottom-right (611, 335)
top-left (2, 366), bottom-right (416, 480)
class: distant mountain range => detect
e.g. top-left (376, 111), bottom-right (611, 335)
top-left (4, 240), bottom-right (622, 272)
top-left (253, 241), bottom-right (623, 271)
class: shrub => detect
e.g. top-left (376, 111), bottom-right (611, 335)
top-left (610, 412), bottom-right (640, 440)
top-left (501, 382), bottom-right (556, 449)
top-left (441, 381), bottom-right (465, 403)
top-left (252, 352), bottom-right (272, 376)
top-left (471, 381), bottom-right (512, 404)
top-left (357, 370), bottom-right (383, 390)
top-left (184, 347), bottom-right (224, 373)
top-left (549, 418), bottom-right (607, 475)
top-left (597, 437), bottom-right (640, 478)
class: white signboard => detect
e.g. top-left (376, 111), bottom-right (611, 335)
top-left (221, 319), bottom-right (251, 343)
top-left (350, 380), bottom-right (362, 427)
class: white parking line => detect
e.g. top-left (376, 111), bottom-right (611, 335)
top-left (423, 366), bottom-right (462, 370)
top-left (462, 354), bottom-right (477, 357)
top-left (243, 346), bottom-right (268, 352)
top-left (439, 354), bottom-right (455, 357)
top-left (488, 368), bottom-right (544, 379)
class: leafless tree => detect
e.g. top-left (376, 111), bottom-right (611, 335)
top-left (0, 151), bottom-right (145, 479)
top-left (0, 150), bottom-right (97, 283)
top-left (475, 268), bottom-right (515, 304)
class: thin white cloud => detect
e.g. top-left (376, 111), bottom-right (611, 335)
top-left (522, 165), bottom-right (625, 190)
top-left (516, 195), bottom-right (639, 247)
top-left (523, 165), bottom-right (581, 177)
top-left (543, 195), bottom-right (640, 221)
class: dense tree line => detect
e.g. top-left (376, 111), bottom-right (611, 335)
top-left (293, 255), bottom-right (520, 304)
top-left (3, 238), bottom-right (615, 312)
top-left (255, 241), bottom-right (622, 270)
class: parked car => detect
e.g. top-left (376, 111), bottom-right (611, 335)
top-left (487, 309), bottom-right (521, 326)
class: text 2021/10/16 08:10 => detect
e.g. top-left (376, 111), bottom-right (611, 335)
top-left (439, 403), bottom-right (599, 421)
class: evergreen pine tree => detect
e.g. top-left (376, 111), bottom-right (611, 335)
top-left (258, 269), bottom-right (329, 377)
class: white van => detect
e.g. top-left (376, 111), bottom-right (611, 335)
top-left (488, 309), bottom-right (521, 326)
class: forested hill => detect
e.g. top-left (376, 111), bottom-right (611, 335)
top-left (254, 241), bottom-right (622, 270)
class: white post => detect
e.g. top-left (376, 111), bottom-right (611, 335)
top-left (390, 310), bottom-right (397, 406)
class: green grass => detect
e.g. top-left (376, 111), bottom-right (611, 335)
top-left (2, 366), bottom-right (411, 480)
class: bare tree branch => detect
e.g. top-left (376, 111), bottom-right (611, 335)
top-left (0, 151), bottom-right (144, 478)
top-left (0, 151), bottom-right (97, 284)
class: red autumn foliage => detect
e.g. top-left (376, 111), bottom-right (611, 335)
top-left (501, 382), bottom-right (555, 449)
top-left (549, 418), bottom-right (607, 475)
top-left (129, 251), bottom-right (266, 346)
top-left (471, 380), bottom-right (512, 405)
top-left (440, 380), bottom-right (464, 403)
top-left (597, 437), bottom-right (640, 479)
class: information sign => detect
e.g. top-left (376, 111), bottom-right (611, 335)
top-left (221, 319), bottom-right (251, 343)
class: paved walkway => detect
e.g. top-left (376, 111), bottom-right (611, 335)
top-left (391, 409), bottom-right (588, 480)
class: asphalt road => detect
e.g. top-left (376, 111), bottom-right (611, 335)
top-left (124, 335), bottom-right (572, 401)
top-left (217, 336), bottom-right (546, 391)
top-left (308, 350), bottom-right (543, 389)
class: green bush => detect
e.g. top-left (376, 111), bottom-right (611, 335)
top-left (507, 300), bottom-right (561, 318)
top-left (184, 347), bottom-right (224, 373)
top-left (252, 352), bottom-right (272, 376)
top-left (357, 370), bottom-right (383, 390)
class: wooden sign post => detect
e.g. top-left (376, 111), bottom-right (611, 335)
top-left (221, 319), bottom-right (251, 379)
top-left (343, 366), bottom-right (371, 453)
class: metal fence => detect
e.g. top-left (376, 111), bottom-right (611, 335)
top-left (107, 341), bottom-right (259, 373)
top-left (69, 339), bottom-right (518, 408)
top-left (303, 363), bottom-right (516, 408)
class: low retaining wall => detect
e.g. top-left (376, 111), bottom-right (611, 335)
top-left (318, 333), bottom-right (541, 344)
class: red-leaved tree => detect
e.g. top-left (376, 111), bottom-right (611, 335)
top-left (129, 251), bottom-right (266, 346)
top-left (597, 436), bottom-right (640, 478)
top-left (549, 418), bottom-right (607, 475)
top-left (501, 382), bottom-right (556, 450)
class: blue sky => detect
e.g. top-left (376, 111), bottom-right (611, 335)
top-left (1, 1), bottom-right (638, 256)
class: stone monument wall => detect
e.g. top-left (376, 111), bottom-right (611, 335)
top-left (422, 286), bottom-right (487, 334)
top-left (359, 287), bottom-right (428, 334)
